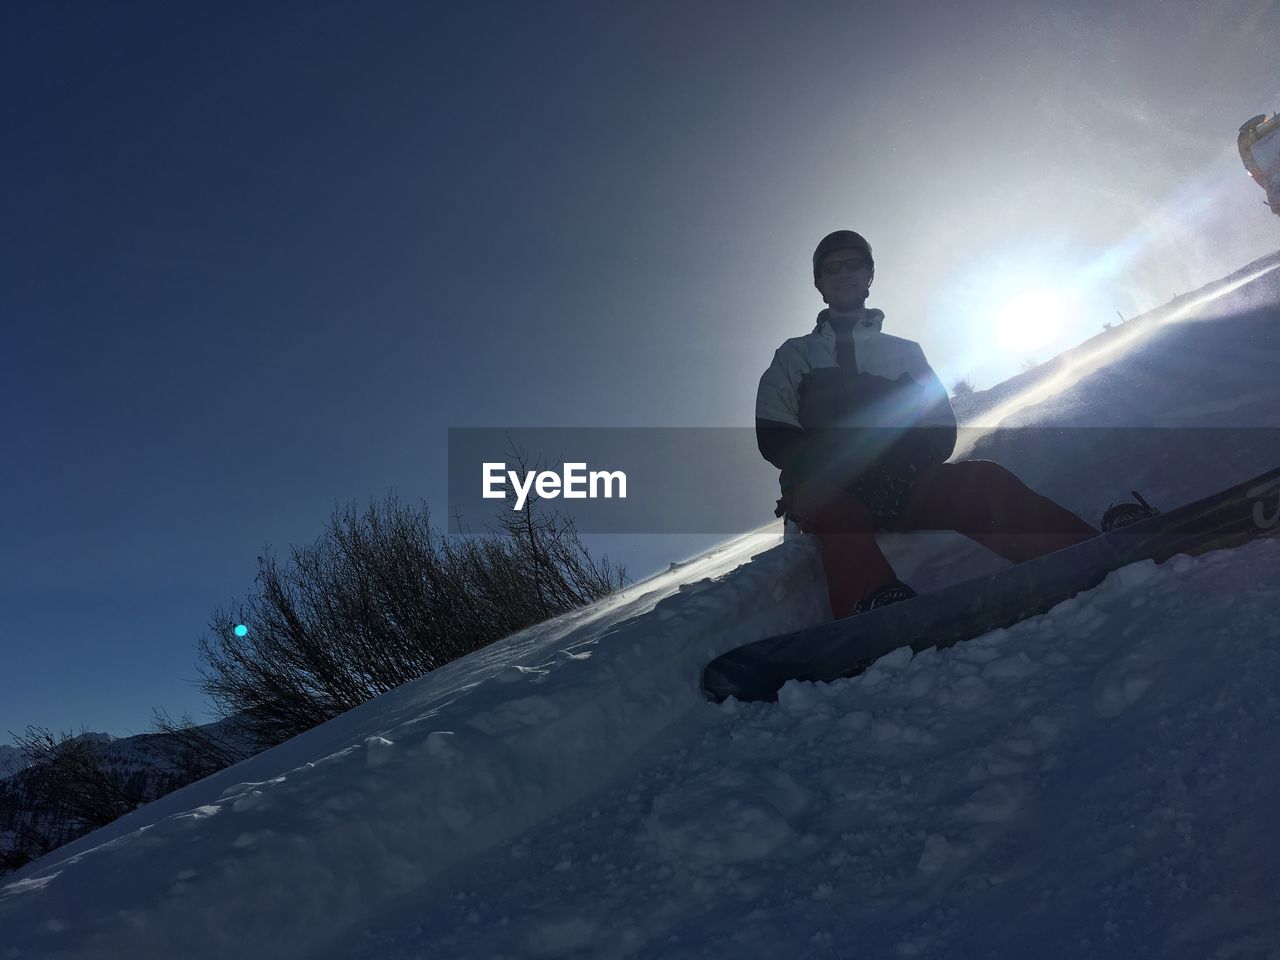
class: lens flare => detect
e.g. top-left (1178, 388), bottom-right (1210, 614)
top-left (956, 259), bottom-right (1280, 455)
top-left (994, 288), bottom-right (1070, 354)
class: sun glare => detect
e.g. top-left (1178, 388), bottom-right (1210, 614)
top-left (993, 288), bottom-right (1070, 354)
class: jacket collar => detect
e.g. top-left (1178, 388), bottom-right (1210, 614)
top-left (813, 307), bottom-right (885, 335)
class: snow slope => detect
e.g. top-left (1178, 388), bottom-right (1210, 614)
top-left (3, 253), bottom-right (1280, 959)
top-left (327, 542), bottom-right (1280, 960)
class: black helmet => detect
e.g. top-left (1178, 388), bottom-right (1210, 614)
top-left (813, 230), bottom-right (873, 282)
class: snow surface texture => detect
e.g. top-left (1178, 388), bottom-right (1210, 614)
top-left (3, 256), bottom-right (1280, 958)
top-left (324, 543), bottom-right (1280, 960)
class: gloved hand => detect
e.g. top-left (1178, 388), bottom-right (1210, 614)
top-left (848, 460), bottom-right (919, 525)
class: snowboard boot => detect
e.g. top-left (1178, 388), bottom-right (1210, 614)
top-left (854, 578), bottom-right (918, 614)
top-left (1100, 491), bottom-right (1160, 531)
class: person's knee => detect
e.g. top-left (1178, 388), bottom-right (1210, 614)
top-left (910, 459), bottom-right (1018, 515)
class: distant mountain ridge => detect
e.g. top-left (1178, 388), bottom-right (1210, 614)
top-left (1, 722), bottom-right (251, 875)
top-left (0, 745), bottom-right (31, 780)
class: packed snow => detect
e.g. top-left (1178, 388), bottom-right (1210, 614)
top-left (328, 541), bottom-right (1280, 960)
top-left (3, 253), bottom-right (1280, 959)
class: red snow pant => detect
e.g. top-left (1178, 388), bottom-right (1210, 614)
top-left (790, 459), bottom-right (1098, 619)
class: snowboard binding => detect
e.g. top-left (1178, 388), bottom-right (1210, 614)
top-left (1100, 491), bottom-right (1160, 531)
top-left (854, 579), bottom-right (918, 614)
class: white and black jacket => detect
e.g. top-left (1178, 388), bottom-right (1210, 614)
top-left (755, 308), bottom-right (957, 523)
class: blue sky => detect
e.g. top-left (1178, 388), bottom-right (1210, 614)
top-left (2, 0), bottom-right (1278, 737)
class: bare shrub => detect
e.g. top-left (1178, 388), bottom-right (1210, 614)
top-left (198, 486), bottom-right (626, 750)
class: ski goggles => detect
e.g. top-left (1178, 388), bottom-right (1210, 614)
top-left (821, 256), bottom-right (870, 276)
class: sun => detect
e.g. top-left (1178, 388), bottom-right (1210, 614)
top-left (993, 287), bottom-right (1070, 354)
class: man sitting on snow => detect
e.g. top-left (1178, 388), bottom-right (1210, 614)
top-left (754, 230), bottom-right (1103, 620)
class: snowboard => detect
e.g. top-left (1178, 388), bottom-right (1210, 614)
top-left (703, 464), bottom-right (1280, 703)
